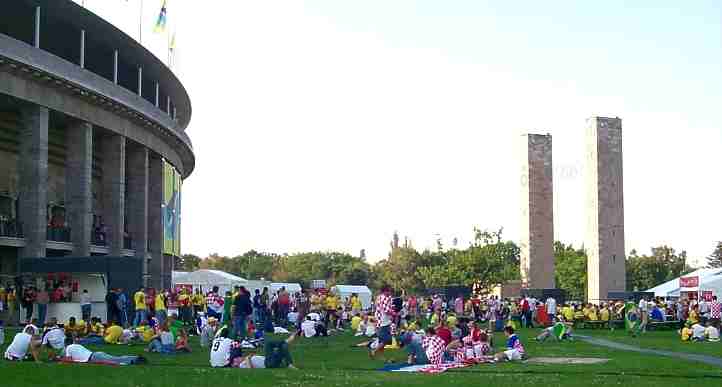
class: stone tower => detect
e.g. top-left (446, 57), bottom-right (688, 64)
top-left (586, 117), bottom-right (626, 302)
top-left (520, 133), bottom-right (555, 289)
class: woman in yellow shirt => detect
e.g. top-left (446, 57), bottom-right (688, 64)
top-left (350, 294), bottom-right (362, 312)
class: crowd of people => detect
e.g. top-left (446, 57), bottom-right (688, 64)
top-left (2, 282), bottom-right (721, 370)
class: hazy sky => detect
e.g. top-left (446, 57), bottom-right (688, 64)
top-left (76, 0), bottom-right (722, 267)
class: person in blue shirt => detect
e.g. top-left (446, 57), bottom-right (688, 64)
top-left (491, 326), bottom-right (525, 362)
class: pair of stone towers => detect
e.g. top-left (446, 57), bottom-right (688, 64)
top-left (520, 117), bottom-right (625, 302)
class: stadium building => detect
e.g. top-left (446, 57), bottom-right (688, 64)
top-left (0, 0), bottom-right (194, 320)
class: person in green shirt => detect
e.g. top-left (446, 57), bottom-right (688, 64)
top-left (222, 291), bottom-right (233, 326)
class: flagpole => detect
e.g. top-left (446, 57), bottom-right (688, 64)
top-left (139, 0), bottom-right (144, 44)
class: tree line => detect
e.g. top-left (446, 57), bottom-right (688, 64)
top-left (177, 229), bottom-right (722, 299)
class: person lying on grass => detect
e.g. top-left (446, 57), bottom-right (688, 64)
top-left (4, 325), bottom-right (41, 362)
top-left (63, 336), bottom-right (146, 365)
top-left (235, 332), bottom-right (299, 369)
top-left (487, 326), bottom-right (525, 362)
top-left (535, 319), bottom-right (574, 343)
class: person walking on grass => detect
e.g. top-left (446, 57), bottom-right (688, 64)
top-left (370, 285), bottom-right (396, 360)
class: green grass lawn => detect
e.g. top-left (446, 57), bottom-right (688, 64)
top-left (1, 327), bottom-right (721, 387)
top-left (582, 327), bottom-right (722, 358)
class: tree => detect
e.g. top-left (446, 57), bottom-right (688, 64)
top-left (175, 254), bottom-right (201, 272)
top-left (415, 228), bottom-right (520, 293)
top-left (706, 242), bottom-right (722, 268)
top-left (626, 246), bottom-right (692, 291)
top-left (554, 242), bottom-right (587, 300)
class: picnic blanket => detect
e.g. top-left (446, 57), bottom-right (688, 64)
top-left (380, 359), bottom-right (491, 374)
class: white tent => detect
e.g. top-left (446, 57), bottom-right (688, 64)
top-left (647, 268), bottom-right (722, 297)
top-left (173, 270), bottom-right (247, 295)
top-left (270, 282), bottom-right (302, 295)
top-left (331, 285), bottom-right (373, 309)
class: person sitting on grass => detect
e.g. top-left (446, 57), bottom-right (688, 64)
top-left (87, 317), bottom-right (105, 338)
top-left (705, 321), bottom-right (720, 342)
top-left (489, 326), bottom-right (525, 362)
top-left (235, 331), bottom-right (299, 369)
top-left (351, 313), bottom-right (363, 332)
top-left (41, 319), bottom-right (66, 360)
top-left (421, 327), bottom-right (449, 366)
top-left (64, 336), bottom-right (146, 365)
top-left (200, 317), bottom-right (219, 347)
top-left (65, 317), bottom-right (86, 339)
top-left (680, 322), bottom-right (693, 341)
top-left (146, 323), bottom-right (175, 353)
top-left (398, 331), bottom-right (429, 365)
top-left (4, 325), bottom-right (41, 362)
top-left (210, 326), bottom-right (244, 368)
top-left (455, 321), bottom-right (491, 361)
top-left (135, 320), bottom-right (156, 343)
top-left (175, 329), bottom-right (192, 353)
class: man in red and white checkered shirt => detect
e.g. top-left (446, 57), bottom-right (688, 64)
top-left (421, 327), bottom-right (447, 366)
top-left (710, 296), bottom-right (721, 328)
top-left (370, 285), bottom-right (396, 359)
top-left (205, 286), bottom-right (225, 320)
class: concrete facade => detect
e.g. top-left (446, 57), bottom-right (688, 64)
top-left (126, 144), bottom-right (149, 283)
top-left (17, 105), bottom-right (48, 259)
top-left (0, 1), bottom-right (193, 314)
top-left (65, 121), bottom-right (93, 256)
top-left (100, 134), bottom-right (126, 256)
top-left (520, 134), bottom-right (555, 289)
top-left (586, 117), bottom-right (626, 302)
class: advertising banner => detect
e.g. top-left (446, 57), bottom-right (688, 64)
top-left (163, 160), bottom-right (181, 256)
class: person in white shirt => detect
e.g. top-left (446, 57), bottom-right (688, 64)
top-left (64, 337), bottom-right (143, 365)
top-left (41, 323), bottom-right (66, 359)
top-left (704, 322), bottom-right (719, 342)
top-left (210, 327), bottom-right (243, 368)
top-left (287, 310), bottom-right (299, 326)
top-left (691, 323), bottom-right (706, 341)
top-left (4, 326), bottom-right (40, 362)
top-left (301, 316), bottom-right (317, 338)
top-left (638, 298), bottom-right (650, 332)
top-left (80, 289), bottom-right (92, 321)
top-left (545, 297), bottom-right (557, 320)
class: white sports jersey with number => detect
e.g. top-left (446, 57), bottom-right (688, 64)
top-left (210, 338), bottom-right (233, 368)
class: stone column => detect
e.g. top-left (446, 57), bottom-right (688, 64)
top-left (586, 117), bottom-right (626, 302)
top-left (148, 154), bottom-right (164, 289)
top-left (520, 134), bottom-right (555, 289)
top-left (65, 121), bottom-right (93, 256)
top-left (126, 144), bottom-right (149, 282)
top-left (101, 134), bottom-right (125, 256)
top-left (17, 105), bottom-right (49, 259)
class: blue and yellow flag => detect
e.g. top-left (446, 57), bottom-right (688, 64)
top-left (154, 0), bottom-right (168, 33)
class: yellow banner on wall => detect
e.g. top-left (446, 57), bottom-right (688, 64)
top-left (162, 159), bottom-right (181, 256)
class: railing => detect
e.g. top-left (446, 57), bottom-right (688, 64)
top-left (47, 226), bottom-right (70, 242)
top-left (0, 217), bottom-right (23, 238)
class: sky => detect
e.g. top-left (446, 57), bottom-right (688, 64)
top-left (75, 0), bottom-right (722, 267)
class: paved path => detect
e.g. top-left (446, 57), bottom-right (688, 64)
top-left (577, 335), bottom-right (722, 368)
